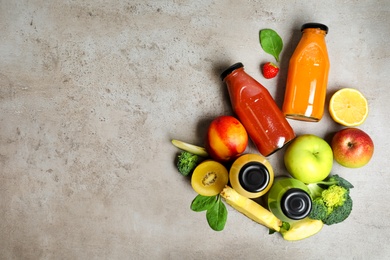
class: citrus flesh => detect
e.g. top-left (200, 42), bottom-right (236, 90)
top-left (329, 88), bottom-right (368, 126)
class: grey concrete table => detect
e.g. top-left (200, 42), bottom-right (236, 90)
top-left (1, 1), bottom-right (389, 259)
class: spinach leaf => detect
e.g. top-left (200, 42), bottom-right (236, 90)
top-left (191, 194), bottom-right (217, 212)
top-left (259, 29), bottom-right (283, 62)
top-left (206, 197), bottom-right (228, 231)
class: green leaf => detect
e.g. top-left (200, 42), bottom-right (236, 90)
top-left (191, 195), bottom-right (217, 212)
top-left (206, 199), bottom-right (228, 231)
top-left (259, 29), bottom-right (283, 62)
top-left (269, 229), bottom-right (277, 235)
top-left (270, 221), bottom-right (290, 235)
top-left (281, 221), bottom-right (291, 231)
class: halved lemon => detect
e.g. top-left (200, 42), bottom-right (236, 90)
top-left (329, 88), bottom-right (368, 126)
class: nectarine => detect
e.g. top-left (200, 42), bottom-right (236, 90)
top-left (206, 115), bottom-right (248, 162)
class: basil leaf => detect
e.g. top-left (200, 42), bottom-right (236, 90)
top-left (206, 199), bottom-right (227, 231)
top-left (191, 195), bottom-right (217, 212)
top-left (259, 29), bottom-right (283, 62)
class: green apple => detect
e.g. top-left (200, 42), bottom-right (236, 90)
top-left (284, 134), bottom-right (333, 183)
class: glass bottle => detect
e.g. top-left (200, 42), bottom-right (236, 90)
top-left (221, 63), bottom-right (295, 157)
top-left (267, 177), bottom-right (312, 222)
top-left (282, 23), bottom-right (330, 122)
top-left (229, 154), bottom-right (274, 199)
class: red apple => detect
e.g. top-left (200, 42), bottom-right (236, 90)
top-left (331, 128), bottom-right (374, 168)
top-left (206, 115), bottom-right (248, 162)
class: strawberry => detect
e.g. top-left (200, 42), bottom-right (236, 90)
top-left (262, 62), bottom-right (279, 79)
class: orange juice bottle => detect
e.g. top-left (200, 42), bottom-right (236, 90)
top-left (282, 23), bottom-right (330, 122)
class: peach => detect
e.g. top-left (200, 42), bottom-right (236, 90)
top-left (206, 115), bottom-right (248, 162)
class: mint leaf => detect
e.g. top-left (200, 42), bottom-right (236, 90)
top-left (191, 195), bottom-right (217, 212)
top-left (206, 198), bottom-right (227, 231)
top-left (259, 29), bottom-right (283, 62)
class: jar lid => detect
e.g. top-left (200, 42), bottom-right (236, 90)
top-left (238, 162), bottom-right (270, 193)
top-left (301, 23), bottom-right (328, 34)
top-left (281, 188), bottom-right (312, 220)
top-left (220, 62), bottom-right (244, 81)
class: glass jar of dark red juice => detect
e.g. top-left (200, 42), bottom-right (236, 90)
top-left (221, 62), bottom-right (295, 156)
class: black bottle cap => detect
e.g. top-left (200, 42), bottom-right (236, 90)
top-left (281, 188), bottom-right (312, 220)
top-left (301, 23), bottom-right (329, 34)
top-left (238, 162), bottom-right (270, 193)
top-left (220, 62), bottom-right (244, 81)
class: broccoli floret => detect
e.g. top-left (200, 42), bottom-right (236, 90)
top-left (323, 194), bottom-right (353, 225)
top-left (306, 175), bottom-right (354, 225)
top-left (176, 151), bottom-right (199, 176)
top-left (322, 185), bottom-right (348, 208)
top-left (327, 175), bottom-right (354, 190)
top-left (309, 198), bottom-right (328, 221)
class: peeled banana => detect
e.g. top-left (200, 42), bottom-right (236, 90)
top-left (220, 186), bottom-right (282, 232)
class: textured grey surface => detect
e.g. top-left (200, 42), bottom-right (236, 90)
top-left (1, 1), bottom-right (389, 259)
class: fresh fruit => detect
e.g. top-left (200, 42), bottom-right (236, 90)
top-left (191, 160), bottom-right (229, 196)
top-left (329, 88), bottom-right (368, 126)
top-left (220, 186), bottom-right (282, 231)
top-left (331, 128), bottom-right (374, 168)
top-left (280, 218), bottom-right (323, 241)
top-left (171, 139), bottom-right (209, 157)
top-left (284, 135), bottom-right (333, 184)
top-left (262, 62), bottom-right (279, 79)
top-left (206, 115), bottom-right (248, 162)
